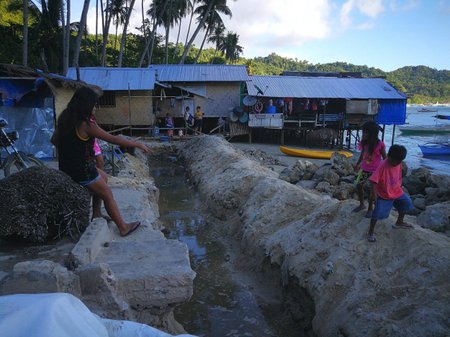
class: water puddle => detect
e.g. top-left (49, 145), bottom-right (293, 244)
top-left (149, 149), bottom-right (306, 337)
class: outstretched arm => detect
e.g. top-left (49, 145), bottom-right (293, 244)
top-left (85, 122), bottom-right (150, 153)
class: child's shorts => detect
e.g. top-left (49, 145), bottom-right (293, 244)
top-left (371, 193), bottom-right (413, 220)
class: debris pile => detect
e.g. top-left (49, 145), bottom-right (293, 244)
top-left (0, 166), bottom-right (90, 242)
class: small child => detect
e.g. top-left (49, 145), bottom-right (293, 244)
top-left (90, 115), bottom-right (104, 170)
top-left (353, 121), bottom-right (386, 218)
top-left (367, 144), bottom-right (413, 243)
top-left (165, 113), bottom-right (174, 138)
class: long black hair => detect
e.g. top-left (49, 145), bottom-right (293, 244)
top-left (57, 86), bottom-right (99, 135)
top-left (361, 121), bottom-right (381, 155)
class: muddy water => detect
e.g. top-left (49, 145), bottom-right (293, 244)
top-left (149, 150), bottom-right (305, 337)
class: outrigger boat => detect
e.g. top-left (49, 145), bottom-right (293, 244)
top-left (419, 142), bottom-right (450, 157)
top-left (435, 114), bottom-right (450, 120)
top-left (417, 108), bottom-right (438, 112)
top-left (398, 124), bottom-right (450, 135)
top-left (279, 146), bottom-right (353, 159)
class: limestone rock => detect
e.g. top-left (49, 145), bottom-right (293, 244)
top-left (417, 202), bottom-right (450, 232)
top-left (323, 169), bottom-right (340, 185)
top-left (330, 152), bottom-right (354, 177)
top-left (297, 180), bottom-right (318, 190)
top-left (413, 197), bottom-right (427, 210)
top-left (0, 260), bottom-right (81, 295)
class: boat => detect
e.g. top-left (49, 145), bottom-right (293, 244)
top-left (398, 124), bottom-right (450, 135)
top-left (435, 114), bottom-right (450, 120)
top-left (417, 108), bottom-right (438, 112)
top-left (418, 143), bottom-right (450, 157)
top-left (279, 146), bottom-right (353, 159)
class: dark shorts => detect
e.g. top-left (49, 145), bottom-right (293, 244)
top-left (79, 173), bottom-right (101, 186)
top-left (371, 193), bottom-right (413, 220)
top-left (194, 119), bottom-right (203, 128)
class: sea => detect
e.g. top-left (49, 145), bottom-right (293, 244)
top-left (382, 105), bottom-right (450, 176)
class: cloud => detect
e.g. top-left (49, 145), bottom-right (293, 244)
top-left (82, 0), bottom-right (389, 59)
top-left (340, 0), bottom-right (384, 27)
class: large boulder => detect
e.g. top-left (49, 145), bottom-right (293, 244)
top-left (403, 167), bottom-right (432, 195)
top-left (0, 166), bottom-right (90, 242)
top-left (416, 201), bottom-right (450, 233)
top-left (330, 152), bottom-right (354, 177)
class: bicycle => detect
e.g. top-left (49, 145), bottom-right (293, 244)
top-left (0, 118), bottom-right (44, 177)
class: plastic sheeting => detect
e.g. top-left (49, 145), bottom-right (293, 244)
top-left (0, 103), bottom-right (54, 159)
top-left (0, 293), bottom-right (197, 337)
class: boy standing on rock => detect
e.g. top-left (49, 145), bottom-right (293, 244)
top-left (367, 144), bottom-right (413, 242)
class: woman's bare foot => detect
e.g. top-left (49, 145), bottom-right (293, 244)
top-left (120, 221), bottom-right (141, 237)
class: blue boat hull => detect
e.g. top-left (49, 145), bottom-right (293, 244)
top-left (419, 144), bottom-right (450, 157)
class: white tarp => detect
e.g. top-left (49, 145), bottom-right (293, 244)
top-left (0, 293), bottom-right (196, 337)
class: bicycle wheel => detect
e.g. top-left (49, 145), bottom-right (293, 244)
top-left (4, 153), bottom-right (44, 177)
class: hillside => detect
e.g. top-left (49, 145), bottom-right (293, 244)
top-left (243, 53), bottom-right (450, 104)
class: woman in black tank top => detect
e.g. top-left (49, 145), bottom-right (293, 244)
top-left (52, 87), bottom-right (150, 237)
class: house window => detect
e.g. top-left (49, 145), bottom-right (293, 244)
top-left (98, 91), bottom-right (116, 107)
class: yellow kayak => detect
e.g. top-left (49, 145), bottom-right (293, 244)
top-left (279, 146), bottom-right (353, 159)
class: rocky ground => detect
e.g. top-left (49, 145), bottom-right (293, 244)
top-left (178, 135), bottom-right (450, 337)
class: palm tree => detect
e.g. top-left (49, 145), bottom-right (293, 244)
top-left (110, 0), bottom-right (127, 52)
top-left (138, 0), bottom-right (170, 66)
top-left (60, 0), bottom-right (70, 75)
top-left (72, 0), bottom-right (90, 68)
top-left (172, 0), bottom-right (189, 62)
top-left (183, 0), bottom-right (196, 51)
top-left (219, 31), bottom-right (242, 63)
top-left (117, 0), bottom-right (135, 67)
top-left (27, 0), bottom-right (64, 72)
top-left (161, 0), bottom-right (189, 64)
top-left (101, 0), bottom-right (114, 66)
top-left (207, 22), bottom-right (225, 57)
top-left (194, 5), bottom-right (229, 63)
top-left (180, 0), bottom-right (233, 64)
top-left (22, 0), bottom-right (28, 66)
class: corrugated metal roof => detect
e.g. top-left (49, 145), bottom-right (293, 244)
top-left (246, 75), bottom-right (407, 100)
top-left (151, 64), bottom-right (250, 82)
top-left (66, 67), bottom-right (155, 90)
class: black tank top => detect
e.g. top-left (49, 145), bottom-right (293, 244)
top-left (57, 127), bottom-right (98, 183)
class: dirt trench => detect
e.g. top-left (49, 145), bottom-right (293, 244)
top-left (176, 135), bottom-right (450, 337)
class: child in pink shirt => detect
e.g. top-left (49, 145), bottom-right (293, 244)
top-left (353, 121), bottom-right (386, 218)
top-left (367, 144), bottom-right (413, 242)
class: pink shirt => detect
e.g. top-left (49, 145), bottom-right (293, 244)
top-left (360, 140), bottom-right (385, 172)
top-left (369, 160), bottom-right (403, 199)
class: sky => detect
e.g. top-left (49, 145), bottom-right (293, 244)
top-left (73, 0), bottom-right (450, 72)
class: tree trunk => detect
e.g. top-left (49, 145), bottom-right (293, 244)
top-left (180, 0), bottom-right (215, 64)
top-left (194, 25), bottom-right (210, 63)
top-left (164, 25), bottom-right (170, 64)
top-left (22, 0), bottom-right (28, 67)
top-left (138, 0), bottom-right (169, 67)
top-left (118, 0), bottom-right (135, 67)
top-left (141, 0), bottom-right (149, 63)
top-left (184, 0), bottom-right (196, 47)
top-left (72, 0), bottom-right (90, 67)
top-left (172, 20), bottom-right (182, 63)
top-left (95, 0), bottom-right (99, 63)
top-left (101, 0), bottom-right (112, 66)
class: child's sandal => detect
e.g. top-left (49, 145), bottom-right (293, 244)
top-left (367, 234), bottom-right (376, 242)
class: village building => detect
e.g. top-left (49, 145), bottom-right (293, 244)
top-left (242, 72), bottom-right (407, 147)
top-left (0, 64), bottom-right (91, 159)
top-left (66, 67), bottom-right (155, 128)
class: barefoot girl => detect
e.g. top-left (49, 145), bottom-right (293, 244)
top-left (52, 87), bottom-right (150, 237)
top-left (353, 121), bottom-right (387, 218)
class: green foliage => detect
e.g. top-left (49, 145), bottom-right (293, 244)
top-left (0, 3), bottom-right (447, 104)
